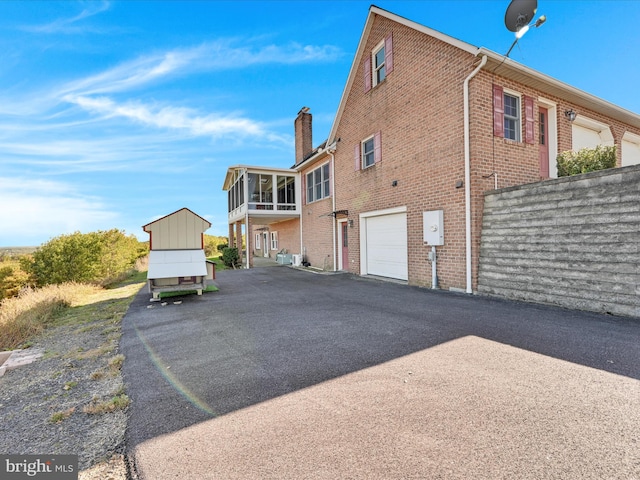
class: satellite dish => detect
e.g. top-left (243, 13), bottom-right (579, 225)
top-left (505, 0), bottom-right (538, 32)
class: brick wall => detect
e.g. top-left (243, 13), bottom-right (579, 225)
top-left (250, 219), bottom-right (300, 258)
top-left (331, 15), bottom-right (479, 289)
top-left (301, 192), bottom-right (335, 270)
top-left (297, 11), bottom-right (640, 289)
top-left (478, 164), bottom-right (640, 317)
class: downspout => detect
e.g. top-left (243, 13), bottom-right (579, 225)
top-left (299, 171), bottom-right (304, 264)
top-left (328, 145), bottom-right (337, 271)
top-left (243, 168), bottom-right (250, 270)
top-left (463, 54), bottom-right (487, 294)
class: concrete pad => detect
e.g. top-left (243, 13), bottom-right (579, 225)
top-left (132, 336), bottom-right (640, 479)
top-left (0, 348), bottom-right (44, 377)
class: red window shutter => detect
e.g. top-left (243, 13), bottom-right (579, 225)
top-left (385, 33), bottom-right (394, 75)
top-left (363, 56), bottom-right (372, 93)
top-left (493, 84), bottom-right (504, 137)
top-left (374, 131), bottom-right (382, 164)
top-left (524, 96), bottom-right (535, 144)
top-left (354, 143), bottom-right (361, 171)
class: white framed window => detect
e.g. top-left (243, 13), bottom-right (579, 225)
top-left (355, 131), bottom-right (381, 171)
top-left (373, 41), bottom-right (386, 86)
top-left (255, 233), bottom-right (261, 249)
top-left (362, 136), bottom-right (375, 168)
top-left (504, 91), bottom-right (521, 141)
top-left (306, 163), bottom-right (330, 203)
top-left (270, 231), bottom-right (278, 250)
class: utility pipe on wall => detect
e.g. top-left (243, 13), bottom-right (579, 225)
top-left (463, 54), bottom-right (487, 294)
top-left (431, 246), bottom-right (438, 289)
top-left (328, 143), bottom-right (337, 272)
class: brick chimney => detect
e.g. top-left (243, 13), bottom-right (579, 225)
top-left (294, 107), bottom-right (312, 165)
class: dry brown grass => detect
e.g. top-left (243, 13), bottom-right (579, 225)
top-left (0, 283), bottom-right (100, 350)
top-left (83, 393), bottom-right (130, 415)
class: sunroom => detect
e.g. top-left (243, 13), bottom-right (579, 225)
top-left (223, 165), bottom-right (301, 268)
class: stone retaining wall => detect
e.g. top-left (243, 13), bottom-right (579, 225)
top-left (478, 164), bottom-right (640, 317)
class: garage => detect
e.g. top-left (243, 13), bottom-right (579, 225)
top-left (360, 207), bottom-right (408, 281)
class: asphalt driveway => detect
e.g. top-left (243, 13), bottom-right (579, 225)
top-left (120, 266), bottom-right (640, 479)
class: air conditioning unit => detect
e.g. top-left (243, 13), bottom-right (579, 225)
top-left (291, 254), bottom-right (302, 267)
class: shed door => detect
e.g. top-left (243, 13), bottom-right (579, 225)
top-left (364, 212), bottom-right (408, 280)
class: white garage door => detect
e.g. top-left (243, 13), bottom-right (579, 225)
top-left (364, 212), bottom-right (408, 280)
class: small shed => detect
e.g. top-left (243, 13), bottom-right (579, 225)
top-left (142, 208), bottom-right (213, 299)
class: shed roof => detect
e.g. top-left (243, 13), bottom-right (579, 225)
top-left (142, 208), bottom-right (211, 232)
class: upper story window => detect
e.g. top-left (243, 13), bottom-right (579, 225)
top-left (493, 85), bottom-right (535, 145)
top-left (373, 41), bottom-right (386, 86)
top-left (364, 33), bottom-right (394, 93)
top-left (306, 163), bottom-right (330, 203)
top-left (503, 93), bottom-right (521, 142)
top-left (362, 136), bottom-right (375, 168)
top-left (354, 131), bottom-right (382, 171)
top-left (276, 175), bottom-right (296, 210)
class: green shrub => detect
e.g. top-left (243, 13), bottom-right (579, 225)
top-left (221, 247), bottom-right (240, 268)
top-left (556, 145), bottom-right (616, 177)
top-left (21, 230), bottom-right (148, 287)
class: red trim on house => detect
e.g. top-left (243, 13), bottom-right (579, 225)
top-left (524, 96), bottom-right (535, 144)
top-left (364, 56), bottom-right (372, 93)
top-left (385, 33), bottom-right (394, 74)
top-left (374, 131), bottom-right (382, 163)
top-left (354, 143), bottom-right (361, 171)
top-left (493, 84), bottom-right (504, 137)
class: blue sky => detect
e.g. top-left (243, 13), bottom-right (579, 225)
top-left (1, 0), bottom-right (639, 247)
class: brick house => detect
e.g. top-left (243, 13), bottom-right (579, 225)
top-left (223, 6), bottom-right (640, 292)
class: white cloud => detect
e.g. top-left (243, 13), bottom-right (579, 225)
top-left (0, 177), bottom-right (118, 245)
top-left (19, 1), bottom-right (111, 34)
top-left (58, 39), bottom-right (342, 96)
top-left (61, 94), bottom-right (288, 143)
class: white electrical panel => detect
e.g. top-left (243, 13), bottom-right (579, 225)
top-left (423, 210), bottom-right (444, 246)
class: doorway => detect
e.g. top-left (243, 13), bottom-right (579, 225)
top-left (539, 107), bottom-right (549, 178)
top-left (339, 220), bottom-right (349, 271)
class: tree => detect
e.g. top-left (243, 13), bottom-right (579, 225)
top-left (21, 230), bottom-right (148, 286)
top-left (204, 235), bottom-right (229, 257)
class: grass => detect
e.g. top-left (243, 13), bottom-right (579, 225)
top-left (0, 283), bottom-right (99, 350)
top-left (158, 284), bottom-right (219, 299)
top-left (0, 269), bottom-right (145, 350)
top-left (49, 407), bottom-right (75, 423)
top-left (207, 256), bottom-right (228, 271)
top-left (83, 393), bottom-right (130, 414)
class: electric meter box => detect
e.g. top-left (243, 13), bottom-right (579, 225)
top-left (423, 210), bottom-right (444, 246)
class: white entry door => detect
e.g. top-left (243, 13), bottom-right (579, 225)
top-left (263, 232), bottom-right (269, 257)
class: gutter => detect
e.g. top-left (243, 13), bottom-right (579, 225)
top-left (463, 54), bottom-right (487, 294)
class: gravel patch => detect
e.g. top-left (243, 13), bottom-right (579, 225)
top-left (0, 315), bottom-right (129, 478)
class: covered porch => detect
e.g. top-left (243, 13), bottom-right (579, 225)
top-left (224, 165), bottom-right (302, 269)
